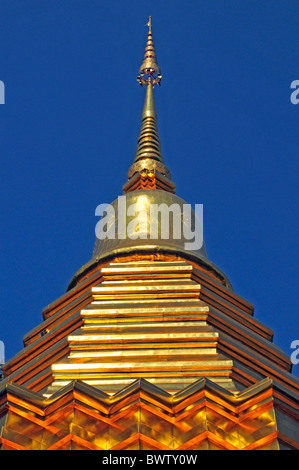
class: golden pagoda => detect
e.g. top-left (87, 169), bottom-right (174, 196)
top-left (0, 18), bottom-right (298, 451)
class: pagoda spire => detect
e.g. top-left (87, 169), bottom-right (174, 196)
top-left (124, 17), bottom-right (175, 193)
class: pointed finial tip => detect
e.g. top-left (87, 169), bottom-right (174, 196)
top-left (146, 16), bottom-right (152, 32)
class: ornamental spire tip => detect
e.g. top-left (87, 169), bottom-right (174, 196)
top-left (146, 16), bottom-right (152, 33)
top-left (137, 17), bottom-right (162, 86)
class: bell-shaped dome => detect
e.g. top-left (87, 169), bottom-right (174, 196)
top-left (68, 189), bottom-right (232, 290)
top-left (92, 189), bottom-right (207, 260)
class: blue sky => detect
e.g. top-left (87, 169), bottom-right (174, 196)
top-left (0, 1), bottom-right (298, 377)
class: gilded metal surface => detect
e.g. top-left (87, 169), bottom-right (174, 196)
top-left (128, 18), bottom-right (172, 181)
top-left (127, 81), bottom-right (172, 180)
top-left (1, 378), bottom-right (298, 450)
top-left (47, 259), bottom-right (234, 394)
top-left (137, 18), bottom-right (161, 86)
top-left (127, 158), bottom-right (171, 180)
top-left (1, 259), bottom-right (299, 450)
top-left (123, 171), bottom-right (176, 194)
top-left (3, 259), bottom-right (297, 400)
top-left (92, 189), bottom-right (208, 263)
top-left (25, 259), bottom-right (295, 401)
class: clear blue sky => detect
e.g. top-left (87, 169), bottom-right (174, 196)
top-left (0, 1), bottom-right (298, 377)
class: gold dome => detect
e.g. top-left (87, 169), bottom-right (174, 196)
top-left (68, 190), bottom-right (232, 290)
top-left (92, 190), bottom-right (207, 259)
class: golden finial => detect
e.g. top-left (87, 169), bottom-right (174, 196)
top-left (127, 19), bottom-right (171, 182)
top-left (137, 17), bottom-right (162, 86)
